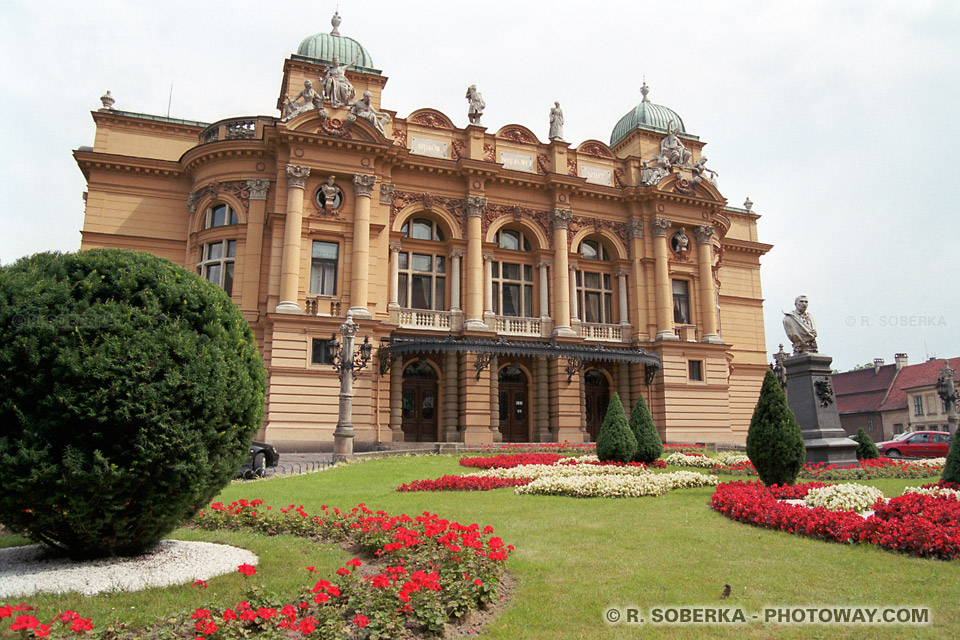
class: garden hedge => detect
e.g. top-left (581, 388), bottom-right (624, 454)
top-left (0, 250), bottom-right (266, 558)
top-left (629, 394), bottom-right (662, 463)
top-left (596, 393), bottom-right (637, 463)
top-left (746, 369), bottom-right (805, 485)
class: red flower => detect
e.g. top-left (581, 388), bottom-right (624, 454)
top-left (192, 579), bottom-right (208, 588)
top-left (336, 567), bottom-right (351, 576)
top-left (354, 614), bottom-right (369, 628)
top-left (346, 558), bottom-right (362, 567)
top-left (10, 615), bottom-right (39, 631)
top-left (306, 566), bottom-right (317, 573)
top-left (69, 617), bottom-right (94, 632)
top-left (35, 623), bottom-right (52, 638)
top-left (237, 563), bottom-right (256, 577)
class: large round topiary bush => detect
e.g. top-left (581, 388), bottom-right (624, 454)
top-left (629, 393), bottom-right (662, 463)
top-left (746, 369), bottom-right (806, 486)
top-left (0, 250), bottom-right (266, 559)
top-left (596, 393), bottom-right (637, 463)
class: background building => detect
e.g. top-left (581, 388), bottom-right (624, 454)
top-left (75, 15), bottom-right (772, 451)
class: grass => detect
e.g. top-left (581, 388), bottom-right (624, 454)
top-left (6, 455), bottom-right (960, 639)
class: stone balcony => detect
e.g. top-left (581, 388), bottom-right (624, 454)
top-left (199, 116), bottom-right (275, 144)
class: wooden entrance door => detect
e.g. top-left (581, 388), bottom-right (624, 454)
top-left (584, 369), bottom-right (610, 442)
top-left (498, 365), bottom-right (529, 442)
top-left (401, 360), bottom-right (438, 442)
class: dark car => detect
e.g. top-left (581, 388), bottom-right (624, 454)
top-left (877, 430), bottom-right (951, 459)
top-left (239, 441), bottom-right (280, 479)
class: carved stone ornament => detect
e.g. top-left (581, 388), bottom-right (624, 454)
top-left (452, 140), bottom-right (466, 160)
top-left (694, 224), bottom-right (714, 245)
top-left (389, 190), bottom-right (465, 232)
top-left (673, 176), bottom-right (695, 195)
top-left (389, 241), bottom-right (402, 253)
top-left (650, 217), bottom-right (671, 238)
top-left (500, 127), bottom-right (536, 143)
top-left (628, 219), bottom-right (644, 239)
top-left (286, 164), bottom-right (311, 189)
top-left (246, 179), bottom-right (271, 201)
top-left (613, 168), bottom-right (626, 188)
top-left (319, 118), bottom-right (352, 139)
top-left (537, 154), bottom-right (549, 175)
top-left (567, 157), bottom-right (577, 176)
top-left (392, 129), bottom-right (408, 148)
top-left (379, 183), bottom-right (395, 205)
top-left (449, 248), bottom-right (464, 259)
top-left (99, 91), bottom-right (115, 110)
top-left (190, 181), bottom-right (252, 214)
top-left (353, 173), bottom-right (377, 197)
top-left (483, 144), bottom-right (496, 162)
top-left (814, 378), bottom-right (835, 407)
top-left (567, 216), bottom-right (629, 249)
top-left (552, 208), bottom-right (572, 229)
top-left (466, 196), bottom-right (488, 218)
top-left (614, 267), bottom-right (631, 278)
top-left (579, 142), bottom-right (614, 158)
top-left (339, 317), bottom-right (359, 339)
top-left (772, 344), bottom-right (788, 390)
top-left (410, 112), bottom-right (452, 129)
top-left (783, 295), bottom-right (818, 355)
top-left (186, 192), bottom-right (198, 213)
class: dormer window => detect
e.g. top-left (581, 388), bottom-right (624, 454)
top-left (205, 204), bottom-right (238, 229)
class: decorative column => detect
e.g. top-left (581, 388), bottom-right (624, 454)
top-left (389, 358), bottom-right (403, 442)
top-left (449, 249), bottom-right (463, 312)
top-left (627, 219), bottom-right (650, 341)
top-left (568, 260), bottom-right (580, 325)
top-left (388, 242), bottom-right (401, 309)
top-left (615, 267), bottom-right (630, 330)
top-left (536, 358), bottom-right (551, 441)
top-left (241, 179), bottom-right (270, 313)
top-left (483, 252), bottom-right (495, 323)
top-left (464, 196), bottom-right (487, 331)
top-left (349, 174), bottom-right (377, 319)
top-left (551, 208), bottom-right (575, 336)
top-left (694, 225), bottom-right (722, 344)
top-left (277, 165), bottom-right (310, 314)
top-left (651, 217), bottom-right (677, 340)
top-left (537, 258), bottom-right (551, 319)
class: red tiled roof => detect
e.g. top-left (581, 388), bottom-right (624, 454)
top-left (833, 364), bottom-right (900, 415)
top-left (878, 357), bottom-right (960, 412)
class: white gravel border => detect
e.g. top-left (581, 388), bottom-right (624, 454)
top-left (0, 540), bottom-right (257, 598)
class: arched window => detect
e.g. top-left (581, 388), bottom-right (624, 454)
top-left (401, 218), bottom-right (446, 241)
top-left (398, 216), bottom-right (448, 311)
top-left (205, 204), bottom-right (238, 229)
top-left (492, 228), bottom-right (535, 317)
top-left (577, 238), bottom-right (614, 324)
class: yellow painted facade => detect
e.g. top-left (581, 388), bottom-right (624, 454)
top-left (75, 23), bottom-right (772, 451)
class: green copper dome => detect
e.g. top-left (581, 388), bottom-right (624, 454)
top-left (295, 12), bottom-right (379, 73)
top-left (610, 83), bottom-right (686, 147)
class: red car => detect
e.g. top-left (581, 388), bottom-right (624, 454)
top-left (876, 431), bottom-right (951, 458)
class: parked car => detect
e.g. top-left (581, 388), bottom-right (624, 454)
top-left (876, 430), bottom-right (951, 459)
top-left (239, 441), bottom-right (280, 479)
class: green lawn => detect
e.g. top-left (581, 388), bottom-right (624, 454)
top-left (6, 456), bottom-right (959, 639)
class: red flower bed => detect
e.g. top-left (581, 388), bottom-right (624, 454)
top-left (397, 475), bottom-right (532, 492)
top-left (557, 459), bottom-right (667, 469)
top-left (712, 481), bottom-right (960, 559)
top-left (459, 453), bottom-right (565, 469)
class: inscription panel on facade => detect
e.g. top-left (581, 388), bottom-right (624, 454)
top-left (500, 151), bottom-right (535, 173)
top-left (410, 137), bottom-right (449, 159)
top-left (580, 165), bottom-right (613, 186)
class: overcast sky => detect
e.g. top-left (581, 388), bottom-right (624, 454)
top-left (1, 0), bottom-right (957, 371)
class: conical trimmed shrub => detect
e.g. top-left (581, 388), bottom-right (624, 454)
top-left (746, 369), bottom-right (806, 485)
top-left (630, 394), bottom-right (662, 463)
top-left (854, 427), bottom-right (879, 460)
top-left (943, 430), bottom-right (960, 485)
top-left (596, 393), bottom-right (637, 463)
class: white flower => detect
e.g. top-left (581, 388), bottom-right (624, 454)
top-left (903, 485), bottom-right (960, 500)
top-left (665, 453), bottom-right (717, 468)
top-left (513, 471), bottom-right (719, 498)
top-left (804, 483), bottom-right (885, 513)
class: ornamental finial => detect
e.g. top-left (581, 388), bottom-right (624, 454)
top-left (640, 80), bottom-right (650, 103)
top-left (330, 10), bottom-right (342, 36)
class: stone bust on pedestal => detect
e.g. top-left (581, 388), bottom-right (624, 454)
top-left (783, 295), bottom-right (818, 355)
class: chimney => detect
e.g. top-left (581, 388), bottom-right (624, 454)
top-left (894, 353), bottom-right (908, 370)
top-left (873, 358), bottom-right (884, 374)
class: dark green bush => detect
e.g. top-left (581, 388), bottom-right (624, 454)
top-left (629, 394), bottom-right (662, 463)
top-left (943, 431), bottom-right (960, 485)
top-left (854, 427), bottom-right (880, 460)
top-left (0, 250), bottom-right (266, 559)
top-left (746, 369), bottom-right (806, 485)
top-left (596, 393), bottom-right (637, 463)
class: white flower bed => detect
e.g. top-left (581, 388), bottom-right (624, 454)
top-left (515, 470), bottom-right (719, 498)
top-left (471, 464), bottom-right (653, 480)
top-left (558, 454), bottom-right (599, 464)
top-left (903, 485), bottom-right (960, 500)
top-left (804, 484), bottom-right (885, 513)
top-left (909, 458), bottom-right (947, 468)
top-left (715, 452), bottom-right (750, 465)
top-left (665, 452), bottom-right (716, 468)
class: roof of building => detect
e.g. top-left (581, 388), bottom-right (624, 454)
top-left (610, 83), bottom-right (690, 147)
top-left (833, 364), bottom-right (900, 414)
top-left (295, 12), bottom-right (379, 74)
top-left (878, 356), bottom-right (960, 412)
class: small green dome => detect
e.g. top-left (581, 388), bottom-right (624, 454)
top-left (295, 12), bottom-right (378, 73)
top-left (610, 83), bottom-right (686, 147)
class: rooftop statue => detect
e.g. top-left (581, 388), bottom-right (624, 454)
top-left (347, 91), bottom-right (389, 136)
top-left (783, 295), bottom-right (818, 355)
top-left (466, 85), bottom-right (485, 125)
top-left (641, 123), bottom-right (693, 186)
top-left (283, 80), bottom-right (322, 121)
top-left (691, 156), bottom-right (718, 187)
top-left (322, 55), bottom-right (360, 108)
top-left (549, 102), bottom-right (564, 141)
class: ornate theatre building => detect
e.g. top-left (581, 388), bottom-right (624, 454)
top-left (75, 14), bottom-right (772, 450)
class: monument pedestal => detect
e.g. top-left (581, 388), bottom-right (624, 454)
top-left (784, 353), bottom-right (858, 466)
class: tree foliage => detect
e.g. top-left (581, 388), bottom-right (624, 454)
top-left (943, 430), bottom-right (960, 485)
top-left (746, 369), bottom-right (806, 486)
top-left (596, 393), bottom-right (637, 463)
top-left (0, 250), bottom-right (266, 559)
top-left (629, 394), bottom-right (662, 463)
top-left (853, 427), bottom-right (880, 460)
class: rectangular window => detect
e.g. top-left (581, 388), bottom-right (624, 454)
top-left (311, 338), bottom-right (332, 365)
top-left (310, 241), bottom-right (339, 295)
top-left (913, 396), bottom-right (924, 416)
top-left (867, 418), bottom-right (874, 431)
top-left (672, 280), bottom-right (690, 324)
top-left (199, 239), bottom-right (236, 296)
top-left (688, 360), bottom-right (703, 382)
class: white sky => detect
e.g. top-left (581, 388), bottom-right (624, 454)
top-left (1, 0), bottom-right (957, 371)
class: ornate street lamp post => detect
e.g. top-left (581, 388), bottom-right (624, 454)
top-left (326, 315), bottom-right (372, 460)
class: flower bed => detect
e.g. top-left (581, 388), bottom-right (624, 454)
top-left (397, 475), bottom-right (532, 492)
top-left (712, 481), bottom-right (960, 559)
top-left (1, 501), bottom-right (515, 639)
top-left (516, 470), bottom-right (719, 498)
top-left (464, 441), bottom-right (596, 454)
top-left (709, 457), bottom-right (944, 480)
top-left (803, 484), bottom-right (885, 513)
top-left (665, 452), bottom-right (715, 468)
top-left (473, 463), bottom-right (658, 480)
top-left (459, 453), bottom-right (565, 469)
top-left (663, 443), bottom-right (706, 454)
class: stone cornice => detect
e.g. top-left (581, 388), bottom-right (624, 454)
top-left (720, 238), bottom-right (773, 256)
top-left (73, 149), bottom-right (184, 180)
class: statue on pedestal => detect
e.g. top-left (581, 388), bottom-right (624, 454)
top-left (466, 85), bottom-right (485, 125)
top-left (783, 295), bottom-right (818, 355)
top-left (549, 102), bottom-right (564, 141)
top-left (347, 91), bottom-right (389, 136)
top-left (322, 55), bottom-right (360, 108)
top-left (283, 80), bottom-right (323, 121)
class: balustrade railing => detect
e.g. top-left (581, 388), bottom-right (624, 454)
top-left (579, 322), bottom-right (623, 342)
top-left (200, 116), bottom-right (273, 143)
top-left (398, 309), bottom-right (453, 330)
top-left (494, 315), bottom-right (543, 337)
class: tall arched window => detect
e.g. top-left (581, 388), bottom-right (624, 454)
top-left (492, 228), bottom-right (534, 317)
top-left (398, 217), bottom-right (447, 310)
top-left (205, 204), bottom-right (238, 229)
top-left (577, 238), bottom-right (613, 324)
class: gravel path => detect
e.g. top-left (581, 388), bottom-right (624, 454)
top-left (0, 540), bottom-right (257, 598)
